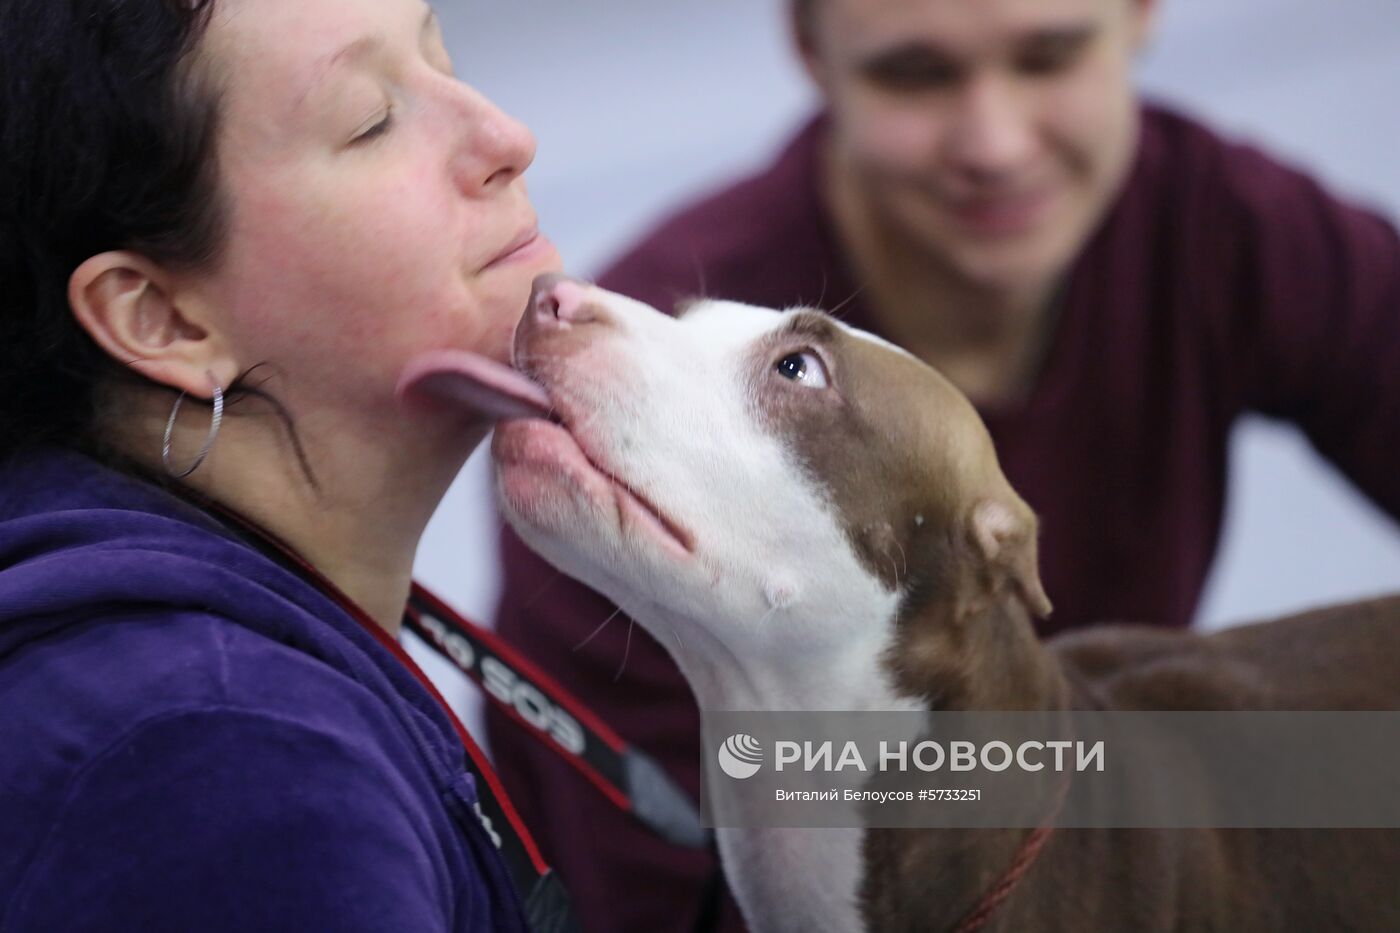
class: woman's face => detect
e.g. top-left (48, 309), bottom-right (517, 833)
top-left (190, 0), bottom-right (561, 416)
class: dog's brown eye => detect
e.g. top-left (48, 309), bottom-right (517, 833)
top-left (776, 354), bottom-right (805, 380)
top-left (775, 351), bottom-right (829, 388)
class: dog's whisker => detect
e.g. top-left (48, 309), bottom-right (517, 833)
top-left (574, 407), bottom-right (604, 435)
top-left (613, 618), bottom-right (635, 682)
top-left (574, 605), bottom-right (624, 652)
top-left (826, 286), bottom-right (866, 323)
top-left (691, 252), bottom-right (708, 301)
top-left (521, 570), bottom-right (567, 610)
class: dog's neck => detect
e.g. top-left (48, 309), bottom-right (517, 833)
top-left (859, 592), bottom-right (1075, 930)
top-left (666, 588), bottom-right (1068, 714)
top-left (888, 589), bottom-right (1072, 712)
top-left (662, 590), bottom-right (1069, 933)
top-left (675, 607), bottom-right (909, 933)
top-left (653, 588), bottom-right (917, 713)
top-left (682, 626), bottom-right (919, 713)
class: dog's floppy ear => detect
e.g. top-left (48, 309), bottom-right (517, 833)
top-left (967, 499), bottom-right (1053, 619)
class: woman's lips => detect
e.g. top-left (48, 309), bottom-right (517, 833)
top-left (482, 227), bottom-right (550, 271)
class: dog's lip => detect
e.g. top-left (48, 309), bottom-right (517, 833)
top-left (502, 403), bottom-right (697, 559)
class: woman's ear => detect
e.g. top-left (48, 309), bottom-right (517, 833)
top-left (68, 251), bottom-right (238, 396)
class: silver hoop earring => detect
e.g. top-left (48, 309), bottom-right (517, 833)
top-left (162, 380), bottom-right (224, 479)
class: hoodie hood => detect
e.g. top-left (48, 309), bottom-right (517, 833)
top-left (0, 446), bottom-right (534, 932)
top-left (0, 446), bottom-right (463, 781)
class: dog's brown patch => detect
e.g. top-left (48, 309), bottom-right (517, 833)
top-left (744, 310), bottom-right (1057, 707)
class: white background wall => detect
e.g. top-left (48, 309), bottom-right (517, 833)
top-left (410, 0), bottom-right (1400, 721)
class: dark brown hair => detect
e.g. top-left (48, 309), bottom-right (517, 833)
top-left (0, 0), bottom-right (225, 458)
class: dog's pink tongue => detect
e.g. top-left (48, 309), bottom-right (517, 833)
top-left (396, 349), bottom-right (552, 421)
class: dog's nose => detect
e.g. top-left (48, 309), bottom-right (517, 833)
top-left (529, 273), bottom-right (595, 326)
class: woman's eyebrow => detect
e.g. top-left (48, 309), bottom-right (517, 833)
top-left (294, 8), bottom-right (439, 111)
top-left (294, 36), bottom-right (381, 111)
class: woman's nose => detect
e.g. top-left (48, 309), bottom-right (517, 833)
top-left (479, 110), bottom-right (536, 190)
top-left (449, 90), bottom-right (537, 194)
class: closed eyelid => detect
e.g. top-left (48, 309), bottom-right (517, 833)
top-left (348, 106), bottom-right (394, 145)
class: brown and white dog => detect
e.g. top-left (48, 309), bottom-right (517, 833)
top-left (479, 275), bottom-right (1400, 932)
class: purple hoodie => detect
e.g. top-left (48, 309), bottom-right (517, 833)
top-left (0, 447), bottom-right (530, 932)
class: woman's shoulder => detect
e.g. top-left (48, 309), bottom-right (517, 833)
top-left (0, 609), bottom-right (457, 910)
top-left (0, 611), bottom-right (465, 930)
top-left (0, 449), bottom-right (425, 756)
top-left (0, 445), bottom-right (513, 929)
top-left (5, 604), bottom-right (428, 763)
